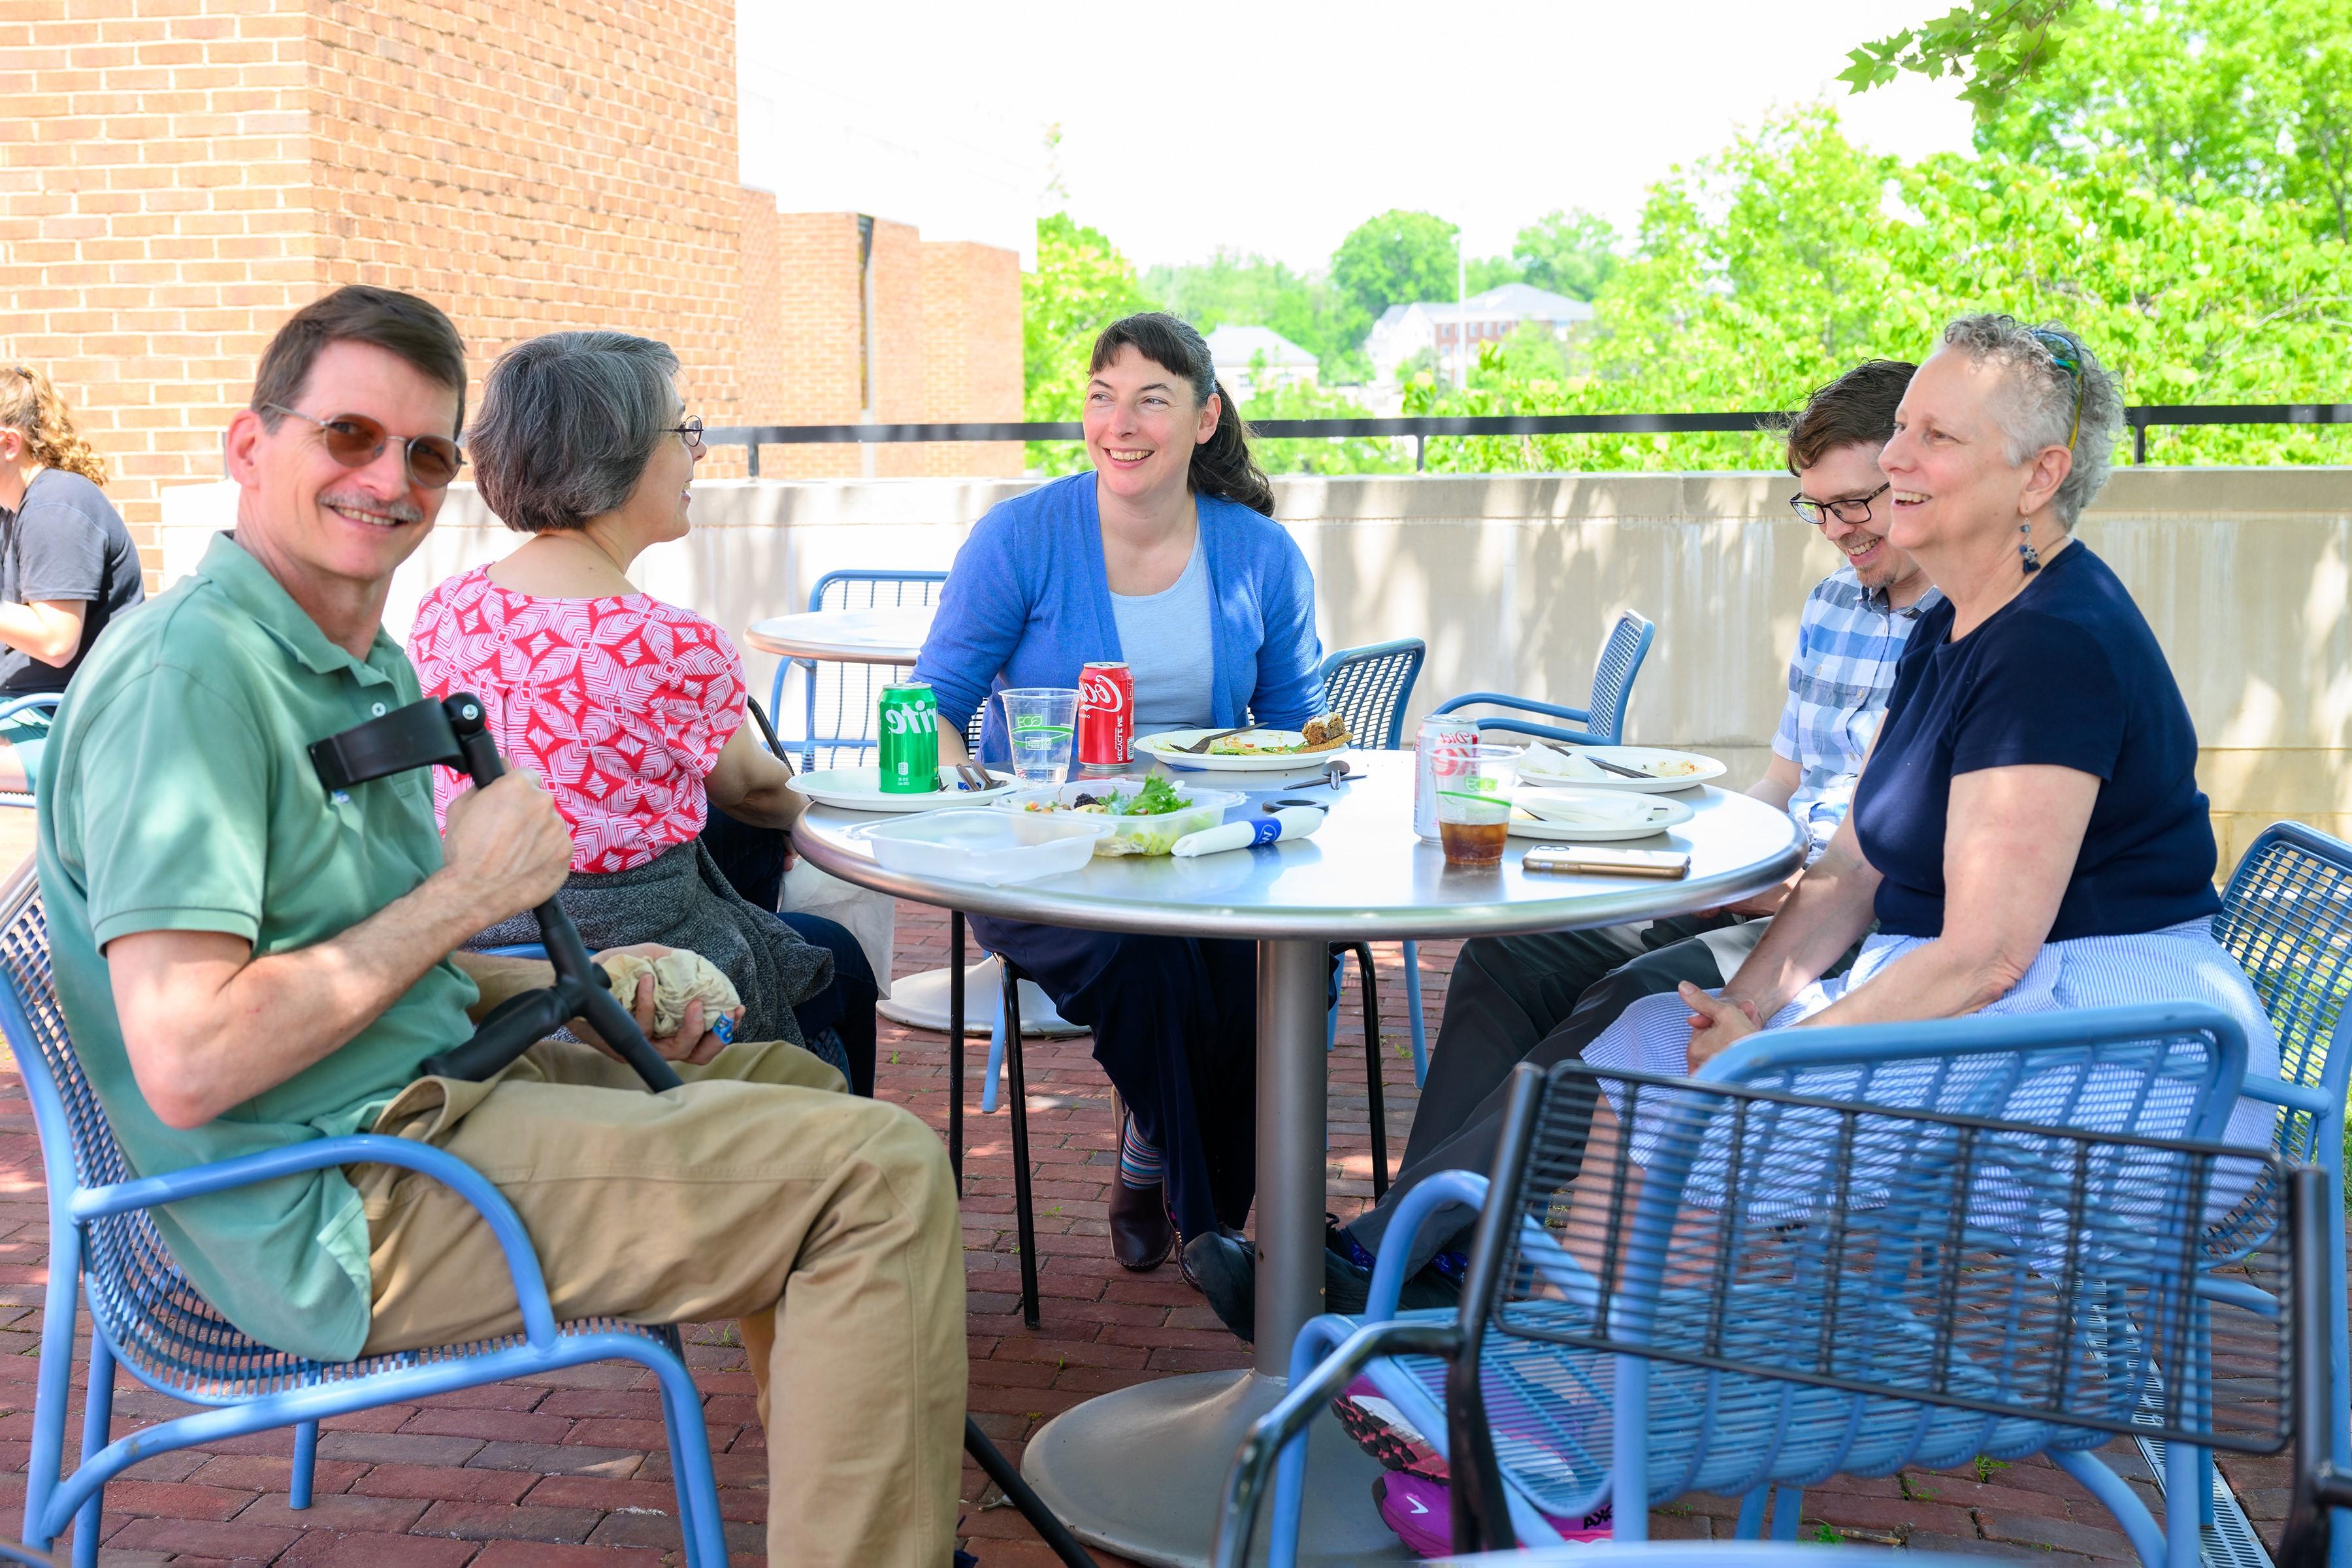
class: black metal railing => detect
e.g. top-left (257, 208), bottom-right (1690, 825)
top-left (707, 403), bottom-right (2352, 476)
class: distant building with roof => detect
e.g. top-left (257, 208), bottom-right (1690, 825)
top-left (1364, 282), bottom-right (1594, 386)
top-left (1205, 324), bottom-right (1320, 401)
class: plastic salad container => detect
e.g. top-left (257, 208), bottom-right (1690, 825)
top-left (998, 776), bottom-right (1246, 857)
top-left (854, 809), bottom-right (1115, 885)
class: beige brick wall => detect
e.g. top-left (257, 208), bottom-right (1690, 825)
top-left (0, 0), bottom-right (317, 574)
top-left (304, 0), bottom-right (746, 467)
top-left (917, 240), bottom-right (1022, 478)
top-left (3, 1), bottom-right (1026, 559)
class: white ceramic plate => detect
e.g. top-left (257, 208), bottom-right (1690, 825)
top-left (1508, 788), bottom-right (1695, 842)
top-left (1136, 728), bottom-right (1354, 772)
top-left (787, 766), bottom-right (1015, 812)
top-left (1514, 742), bottom-right (1726, 794)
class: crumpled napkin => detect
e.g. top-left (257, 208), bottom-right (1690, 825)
top-left (1171, 806), bottom-right (1326, 857)
top-left (600, 950), bottom-right (742, 1037)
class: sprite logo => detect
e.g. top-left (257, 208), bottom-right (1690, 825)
top-left (882, 705), bottom-right (937, 736)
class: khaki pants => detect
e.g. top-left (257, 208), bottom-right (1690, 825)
top-left (353, 1037), bottom-right (966, 1568)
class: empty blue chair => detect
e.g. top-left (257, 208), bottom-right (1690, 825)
top-left (1435, 609), bottom-right (1654, 748)
top-left (0, 870), bottom-right (731, 1568)
top-left (769, 568), bottom-right (947, 771)
top-left (1222, 1003), bottom-right (2273, 1568)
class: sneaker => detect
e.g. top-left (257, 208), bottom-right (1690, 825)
top-left (1371, 1470), bottom-right (1455, 1558)
top-left (1339, 1377), bottom-right (1612, 1554)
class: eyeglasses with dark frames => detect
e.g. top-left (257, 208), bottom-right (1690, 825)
top-left (668, 415), bottom-right (706, 453)
top-left (1788, 481), bottom-right (1891, 527)
top-left (263, 404), bottom-right (465, 490)
top-left (2028, 328), bottom-right (2086, 451)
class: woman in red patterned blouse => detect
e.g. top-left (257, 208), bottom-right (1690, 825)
top-left (408, 331), bottom-right (875, 1090)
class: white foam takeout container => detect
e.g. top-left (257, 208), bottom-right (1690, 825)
top-left (853, 809), bottom-right (1117, 885)
top-left (998, 777), bottom-right (1249, 857)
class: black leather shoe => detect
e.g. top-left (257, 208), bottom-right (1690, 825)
top-left (1108, 1179), bottom-right (1174, 1271)
top-left (1185, 1232), bottom-right (1256, 1340)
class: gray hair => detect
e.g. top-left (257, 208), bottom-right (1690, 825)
top-left (468, 331), bottom-right (681, 532)
top-left (1936, 313), bottom-right (2122, 529)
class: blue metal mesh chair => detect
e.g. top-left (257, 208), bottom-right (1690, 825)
top-left (0, 693), bottom-right (61, 809)
top-left (1316, 640), bottom-right (1431, 1197)
top-left (1220, 1003), bottom-right (2279, 1568)
top-left (1435, 610), bottom-right (1655, 748)
top-left (0, 869), bottom-right (731, 1568)
top-left (2207, 822), bottom-right (2352, 1565)
top-left (768, 569), bottom-right (948, 771)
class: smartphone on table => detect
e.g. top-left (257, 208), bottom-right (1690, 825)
top-left (1522, 845), bottom-right (1692, 879)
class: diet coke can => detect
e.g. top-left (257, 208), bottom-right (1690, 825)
top-left (1075, 661), bottom-right (1135, 774)
top-left (1414, 713), bottom-right (1483, 841)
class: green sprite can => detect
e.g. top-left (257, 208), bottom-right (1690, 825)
top-left (877, 681), bottom-right (941, 793)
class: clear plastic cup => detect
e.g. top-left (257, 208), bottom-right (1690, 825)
top-left (1435, 745), bottom-right (1522, 866)
top-left (998, 687), bottom-right (1078, 784)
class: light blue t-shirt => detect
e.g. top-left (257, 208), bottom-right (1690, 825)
top-left (1109, 534), bottom-right (1216, 732)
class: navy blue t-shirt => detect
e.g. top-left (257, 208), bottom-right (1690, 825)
top-left (1849, 540), bottom-right (2220, 941)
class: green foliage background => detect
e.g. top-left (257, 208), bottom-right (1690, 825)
top-left (1023, 0), bottom-right (2350, 475)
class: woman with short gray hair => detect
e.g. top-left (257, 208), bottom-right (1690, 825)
top-left (407, 330), bottom-right (879, 1092)
top-left (1575, 313), bottom-right (2278, 1141)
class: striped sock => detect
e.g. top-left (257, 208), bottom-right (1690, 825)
top-left (1119, 1119), bottom-right (1164, 1188)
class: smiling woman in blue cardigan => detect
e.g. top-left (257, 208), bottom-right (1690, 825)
top-left (917, 312), bottom-right (1326, 1281)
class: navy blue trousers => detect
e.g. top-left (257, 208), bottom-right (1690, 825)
top-left (970, 916), bottom-right (1256, 1241)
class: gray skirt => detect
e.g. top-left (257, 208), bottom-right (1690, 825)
top-left (471, 837), bottom-right (834, 1053)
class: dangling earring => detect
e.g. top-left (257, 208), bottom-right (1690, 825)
top-left (2018, 521), bottom-right (2042, 574)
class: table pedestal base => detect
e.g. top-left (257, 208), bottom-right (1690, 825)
top-left (875, 959), bottom-right (1086, 1037)
top-left (1019, 1369), bottom-right (1411, 1567)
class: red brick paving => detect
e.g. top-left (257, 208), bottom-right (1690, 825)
top-left (0, 895), bottom-right (2307, 1565)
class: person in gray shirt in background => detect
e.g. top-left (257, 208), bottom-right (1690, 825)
top-left (0, 365), bottom-right (146, 793)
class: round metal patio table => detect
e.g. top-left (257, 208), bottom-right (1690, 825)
top-left (741, 604), bottom-right (934, 666)
top-left (792, 751), bottom-right (1803, 1567)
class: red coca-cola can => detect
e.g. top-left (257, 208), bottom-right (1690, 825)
top-left (1075, 661), bottom-right (1134, 766)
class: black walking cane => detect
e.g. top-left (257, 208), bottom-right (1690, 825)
top-left (310, 695), bottom-right (1098, 1568)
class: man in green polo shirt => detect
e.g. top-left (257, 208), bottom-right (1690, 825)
top-left (35, 286), bottom-right (964, 1568)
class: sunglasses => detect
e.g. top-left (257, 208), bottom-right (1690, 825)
top-left (2027, 329), bottom-right (2085, 451)
top-left (265, 404), bottom-right (465, 489)
top-left (1789, 481), bottom-right (1889, 527)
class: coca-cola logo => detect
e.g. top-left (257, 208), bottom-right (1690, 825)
top-left (1081, 672), bottom-right (1127, 712)
top-left (1430, 739), bottom-right (1478, 777)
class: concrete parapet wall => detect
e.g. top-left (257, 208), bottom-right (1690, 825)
top-left (160, 465), bottom-right (2352, 873)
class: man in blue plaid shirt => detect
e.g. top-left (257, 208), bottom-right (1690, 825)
top-left (1194, 359), bottom-right (1943, 1336)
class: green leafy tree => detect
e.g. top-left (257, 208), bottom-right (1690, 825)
top-left (1968, 0), bottom-right (2352, 242)
top-left (1837, 1), bottom-right (2080, 112)
top-left (1145, 250), bottom-right (1367, 380)
top-left (1511, 209), bottom-right (1622, 301)
top-left (1330, 210), bottom-right (1462, 349)
top-left (1405, 107), bottom-right (2351, 473)
top-left (1024, 212), bottom-right (1158, 473)
top-left (1232, 368), bottom-right (1407, 476)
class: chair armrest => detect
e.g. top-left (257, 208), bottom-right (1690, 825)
top-left (0, 693), bottom-right (61, 725)
top-left (1701, 1000), bottom-right (2251, 1141)
top-left (1433, 691), bottom-right (1597, 727)
top-left (1364, 1170), bottom-right (1488, 1319)
top-left (70, 1133), bottom-right (562, 1348)
top-left (2234, 1073), bottom-right (2334, 1116)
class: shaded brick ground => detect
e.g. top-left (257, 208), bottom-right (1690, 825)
top-left (0, 871), bottom-right (2311, 1566)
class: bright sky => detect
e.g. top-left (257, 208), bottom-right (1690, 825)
top-left (755, 0), bottom-right (1978, 272)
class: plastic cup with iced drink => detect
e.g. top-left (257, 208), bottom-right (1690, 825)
top-left (1435, 745), bottom-right (1522, 866)
top-left (998, 687), bottom-right (1079, 785)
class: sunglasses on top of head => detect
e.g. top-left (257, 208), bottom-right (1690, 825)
top-left (263, 404), bottom-right (465, 490)
top-left (2027, 329), bottom-right (2087, 451)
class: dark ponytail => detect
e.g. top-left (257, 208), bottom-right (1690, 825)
top-left (1089, 312), bottom-right (1275, 516)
